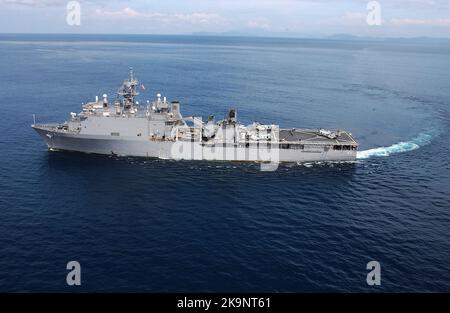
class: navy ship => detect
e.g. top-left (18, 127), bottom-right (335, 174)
top-left (32, 69), bottom-right (358, 163)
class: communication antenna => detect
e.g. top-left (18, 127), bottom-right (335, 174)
top-left (129, 67), bottom-right (134, 81)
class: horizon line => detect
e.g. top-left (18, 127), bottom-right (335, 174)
top-left (0, 32), bottom-right (449, 42)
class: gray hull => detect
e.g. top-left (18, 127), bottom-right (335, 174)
top-left (33, 127), bottom-right (357, 162)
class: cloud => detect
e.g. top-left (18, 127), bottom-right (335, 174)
top-left (95, 7), bottom-right (165, 19)
top-left (94, 7), bottom-right (225, 25)
top-left (316, 11), bottom-right (368, 27)
top-left (0, 0), bottom-right (65, 6)
top-left (385, 0), bottom-right (450, 9)
top-left (247, 17), bottom-right (271, 29)
top-left (342, 11), bottom-right (367, 23)
top-left (1, 0), bottom-right (450, 37)
top-left (174, 12), bottom-right (224, 24)
top-left (390, 18), bottom-right (450, 26)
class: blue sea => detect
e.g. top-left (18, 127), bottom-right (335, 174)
top-left (0, 34), bottom-right (449, 292)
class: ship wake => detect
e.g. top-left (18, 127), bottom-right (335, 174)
top-left (357, 129), bottom-right (438, 159)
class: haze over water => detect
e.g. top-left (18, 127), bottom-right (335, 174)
top-left (0, 34), bottom-right (449, 292)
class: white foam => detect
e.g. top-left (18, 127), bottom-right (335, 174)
top-left (357, 129), bottom-right (437, 160)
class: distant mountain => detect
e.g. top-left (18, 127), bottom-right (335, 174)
top-left (327, 34), bottom-right (450, 43)
top-left (327, 34), bottom-right (364, 41)
top-left (191, 31), bottom-right (262, 37)
top-left (189, 31), bottom-right (450, 42)
top-left (191, 30), bottom-right (319, 39)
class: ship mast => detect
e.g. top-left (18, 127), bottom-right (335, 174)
top-left (117, 67), bottom-right (139, 110)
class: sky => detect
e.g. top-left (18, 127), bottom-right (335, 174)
top-left (0, 0), bottom-right (449, 38)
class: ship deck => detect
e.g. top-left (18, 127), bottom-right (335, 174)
top-left (32, 123), bottom-right (79, 134)
top-left (279, 129), bottom-right (357, 145)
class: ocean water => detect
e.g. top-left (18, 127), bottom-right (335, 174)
top-left (0, 34), bottom-right (449, 292)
